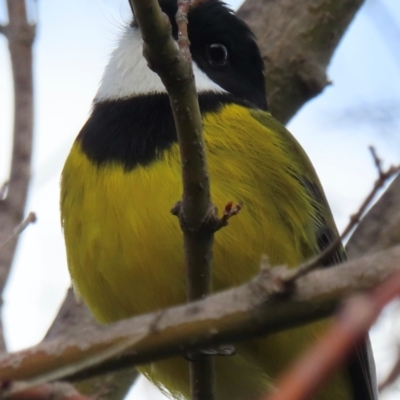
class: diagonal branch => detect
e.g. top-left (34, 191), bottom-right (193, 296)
top-left (282, 157), bottom-right (400, 283)
top-left (0, 245), bottom-right (399, 394)
top-left (6, 383), bottom-right (94, 400)
top-left (0, 212), bottom-right (36, 253)
top-left (44, 289), bottom-right (138, 400)
top-left (263, 267), bottom-right (400, 400)
top-left (238, 0), bottom-right (366, 123)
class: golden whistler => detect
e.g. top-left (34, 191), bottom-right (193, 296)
top-left (61, 1), bottom-right (377, 399)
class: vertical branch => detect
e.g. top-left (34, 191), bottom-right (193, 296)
top-left (130, 0), bottom-right (216, 398)
top-left (175, 1), bottom-right (216, 398)
top-left (0, 0), bottom-right (36, 351)
top-left (171, 0), bottom-right (214, 304)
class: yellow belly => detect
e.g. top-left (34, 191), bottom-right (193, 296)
top-left (61, 104), bottom-right (352, 399)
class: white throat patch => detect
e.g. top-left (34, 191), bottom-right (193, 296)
top-left (95, 26), bottom-right (225, 102)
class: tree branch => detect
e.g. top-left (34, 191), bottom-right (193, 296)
top-left (264, 268), bottom-right (400, 400)
top-left (347, 173), bottom-right (400, 259)
top-left (0, 212), bottom-right (36, 253)
top-left (0, 245), bottom-right (399, 394)
top-left (283, 155), bottom-right (400, 283)
top-left (0, 25), bottom-right (7, 36)
top-left (238, 0), bottom-right (365, 123)
top-left (0, 0), bottom-right (36, 352)
top-left (6, 382), bottom-right (93, 400)
top-left (130, 0), bottom-right (218, 398)
top-left (43, 289), bottom-right (138, 400)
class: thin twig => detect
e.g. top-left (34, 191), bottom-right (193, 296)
top-left (369, 146), bottom-right (383, 178)
top-left (282, 148), bottom-right (400, 283)
top-left (176, 0), bottom-right (190, 59)
top-left (0, 212), bottom-right (36, 253)
top-left (347, 172), bottom-right (400, 259)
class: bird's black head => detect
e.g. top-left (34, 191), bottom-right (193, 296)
top-left (157, 0), bottom-right (267, 110)
top-left (83, 1), bottom-right (268, 169)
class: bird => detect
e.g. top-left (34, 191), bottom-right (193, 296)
top-left (60, 1), bottom-right (377, 399)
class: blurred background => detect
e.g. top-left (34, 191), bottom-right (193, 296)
top-left (0, 0), bottom-right (399, 398)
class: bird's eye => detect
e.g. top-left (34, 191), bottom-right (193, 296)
top-left (206, 44), bottom-right (228, 67)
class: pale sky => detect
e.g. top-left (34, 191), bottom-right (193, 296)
top-left (0, 0), bottom-right (399, 399)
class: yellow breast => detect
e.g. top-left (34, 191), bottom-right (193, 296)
top-left (61, 103), bottom-right (317, 321)
top-left (60, 103), bottom-right (351, 400)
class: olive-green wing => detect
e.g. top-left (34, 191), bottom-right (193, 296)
top-left (250, 109), bottom-right (378, 400)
